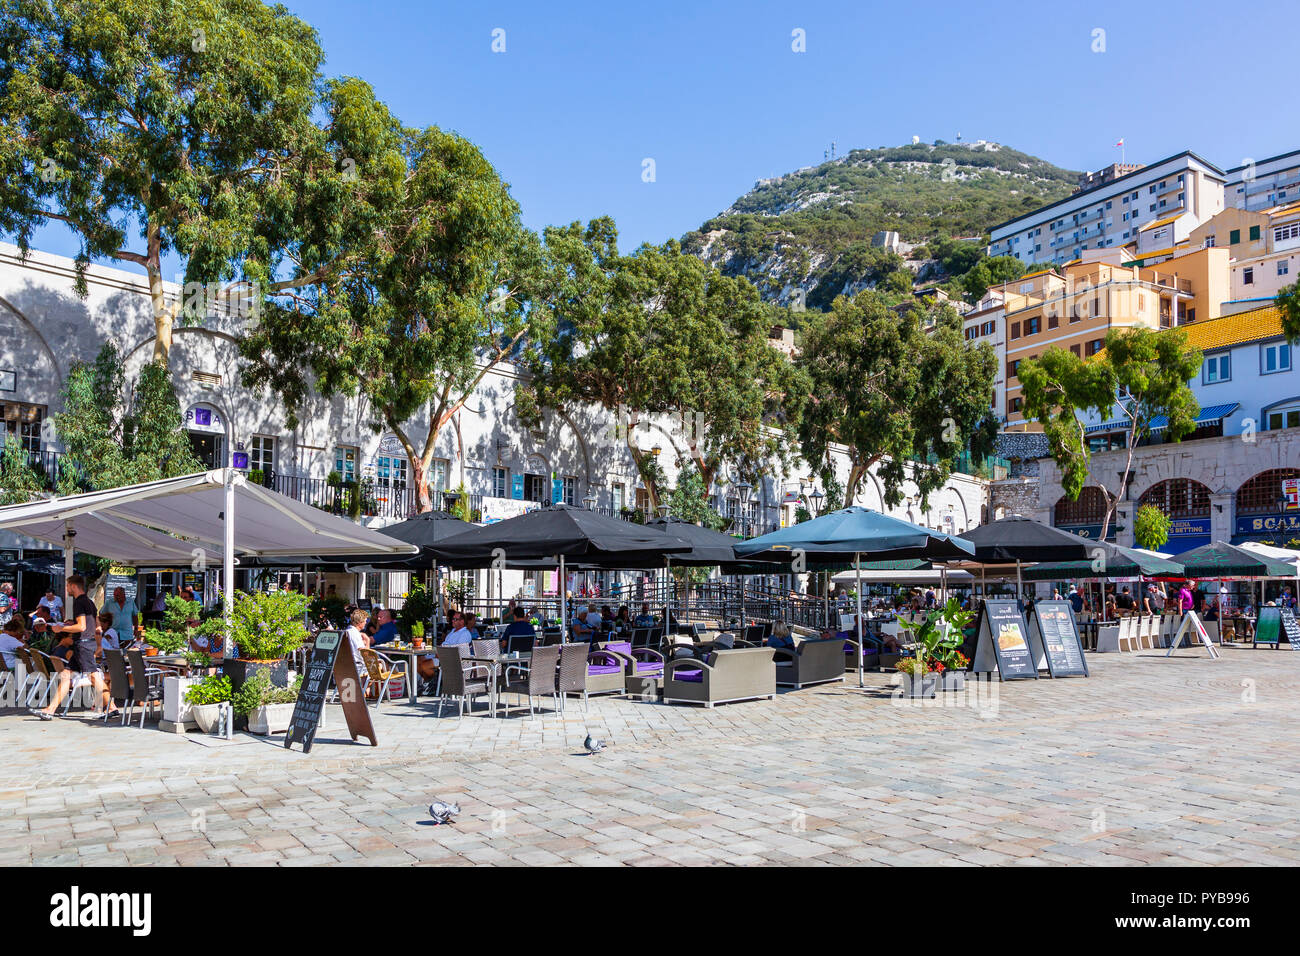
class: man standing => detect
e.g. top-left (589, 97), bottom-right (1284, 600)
top-left (1068, 585), bottom-right (1084, 615)
top-left (34, 574), bottom-right (105, 718)
top-left (105, 586), bottom-right (140, 644)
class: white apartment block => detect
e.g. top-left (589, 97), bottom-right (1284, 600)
top-left (988, 152), bottom-right (1227, 267)
top-left (1226, 150), bottom-right (1300, 212)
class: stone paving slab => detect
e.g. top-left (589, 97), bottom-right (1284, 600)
top-left (2, 647), bottom-right (1299, 865)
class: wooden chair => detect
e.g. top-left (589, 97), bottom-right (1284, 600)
top-left (359, 647), bottom-right (408, 706)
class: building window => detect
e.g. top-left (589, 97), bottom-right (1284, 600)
top-left (1010, 321), bottom-right (1021, 339)
top-left (1236, 467), bottom-right (1300, 514)
top-left (1243, 267), bottom-right (1254, 286)
top-left (1048, 314), bottom-right (1059, 330)
top-left (492, 466), bottom-right (509, 498)
top-left (1229, 229), bottom-right (1241, 245)
top-left (1249, 225), bottom-right (1261, 241)
top-left (0, 402), bottom-right (45, 453)
top-left (431, 458), bottom-right (449, 491)
top-left (1086, 339), bottom-right (1104, 356)
top-left (1275, 222), bottom-right (1300, 243)
top-left (561, 476), bottom-right (578, 507)
top-left (376, 453), bottom-right (408, 489)
top-left (1069, 344), bottom-right (1081, 357)
top-left (248, 435), bottom-right (274, 475)
top-left (333, 445), bottom-right (358, 483)
top-left (1267, 407), bottom-right (1300, 431)
top-left (1025, 317), bottom-right (1040, 335)
top-left (1205, 235), bottom-right (1215, 248)
top-left (1007, 359), bottom-right (1021, 379)
top-left (1203, 353), bottom-right (1230, 384)
top-left (611, 482), bottom-right (626, 512)
top-left (1262, 342), bottom-right (1292, 374)
top-left (1280, 260), bottom-right (1291, 278)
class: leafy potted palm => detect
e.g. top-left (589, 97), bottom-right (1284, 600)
top-left (895, 597), bottom-right (970, 696)
top-left (233, 670), bottom-right (303, 735)
top-left (222, 589), bottom-right (309, 692)
top-left (183, 673), bottom-right (233, 733)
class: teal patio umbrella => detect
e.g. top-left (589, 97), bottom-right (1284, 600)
top-left (734, 507), bottom-right (975, 686)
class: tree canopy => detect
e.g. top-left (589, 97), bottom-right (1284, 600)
top-left (518, 219), bottom-right (807, 511)
top-left (1018, 326), bottom-right (1202, 540)
top-left (0, 0), bottom-right (335, 364)
top-left (795, 290), bottom-right (998, 508)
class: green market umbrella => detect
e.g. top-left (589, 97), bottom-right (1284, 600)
top-left (1021, 540), bottom-right (1185, 581)
top-left (1174, 542), bottom-right (1295, 579)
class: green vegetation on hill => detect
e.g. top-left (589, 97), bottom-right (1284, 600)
top-left (682, 142), bottom-right (1078, 310)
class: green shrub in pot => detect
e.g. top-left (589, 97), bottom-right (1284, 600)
top-left (232, 670), bottom-right (302, 717)
top-left (228, 589), bottom-right (310, 661)
top-left (183, 674), bottom-right (232, 706)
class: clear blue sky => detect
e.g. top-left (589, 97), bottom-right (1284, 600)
top-left (20, 0), bottom-right (1300, 264)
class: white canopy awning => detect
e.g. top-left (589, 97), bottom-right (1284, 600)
top-left (0, 470), bottom-right (418, 566)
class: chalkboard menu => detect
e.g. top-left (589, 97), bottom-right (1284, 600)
top-left (1284, 608), bottom-right (1300, 650)
top-left (972, 599), bottom-right (1038, 681)
top-left (284, 630), bottom-right (378, 753)
top-left (1255, 607), bottom-right (1282, 646)
top-left (106, 565), bottom-right (138, 602)
top-left (1030, 601), bottom-right (1089, 678)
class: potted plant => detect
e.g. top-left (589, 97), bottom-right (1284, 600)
top-left (183, 674), bottom-right (233, 733)
top-left (233, 670), bottom-right (303, 735)
top-left (397, 581), bottom-right (436, 636)
top-left (896, 597), bottom-right (971, 691)
top-left (410, 621), bottom-right (425, 649)
top-left (895, 657), bottom-right (939, 698)
top-left (309, 593), bottom-right (349, 629)
top-left (223, 589), bottom-right (309, 692)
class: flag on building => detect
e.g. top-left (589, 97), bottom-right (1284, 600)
top-left (1114, 138), bottom-right (1124, 147)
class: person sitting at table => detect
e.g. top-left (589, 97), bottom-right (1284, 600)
top-left (441, 612), bottom-right (473, 647)
top-left (370, 607), bottom-right (398, 646)
top-left (463, 611), bottom-right (481, 640)
top-left (614, 605), bottom-right (632, 630)
top-left (0, 617), bottom-right (27, 669)
top-left (633, 603), bottom-right (657, 628)
top-left (342, 608), bottom-right (369, 682)
top-left (502, 606), bottom-right (536, 652)
top-left (766, 622), bottom-right (796, 650)
top-left (96, 611), bottom-right (121, 654)
top-left (571, 608), bottom-right (596, 642)
top-left (1105, 595), bottom-right (1119, 621)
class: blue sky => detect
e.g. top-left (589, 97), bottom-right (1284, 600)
top-left (18, 0), bottom-right (1300, 265)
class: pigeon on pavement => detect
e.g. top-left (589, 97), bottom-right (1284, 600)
top-left (428, 800), bottom-right (461, 824)
top-left (583, 733), bottom-right (606, 755)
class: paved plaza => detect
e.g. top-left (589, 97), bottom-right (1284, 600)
top-left (3, 647), bottom-right (1298, 866)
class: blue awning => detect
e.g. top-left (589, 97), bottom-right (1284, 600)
top-left (1084, 402), bottom-right (1239, 435)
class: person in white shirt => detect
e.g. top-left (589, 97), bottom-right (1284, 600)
top-left (96, 612), bottom-right (121, 653)
top-left (0, 618), bottom-right (25, 668)
top-left (37, 588), bottom-right (63, 620)
top-left (343, 608), bottom-right (370, 679)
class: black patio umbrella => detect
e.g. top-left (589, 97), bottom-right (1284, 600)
top-left (959, 516), bottom-right (1104, 563)
top-left (430, 504), bottom-right (693, 635)
top-left (1020, 540), bottom-right (1185, 581)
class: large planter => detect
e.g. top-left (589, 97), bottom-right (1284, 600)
top-left (938, 670), bottom-right (966, 691)
top-left (222, 658), bottom-right (289, 692)
top-left (247, 702), bottom-right (296, 736)
top-left (898, 673), bottom-right (938, 699)
top-left (163, 676), bottom-right (200, 724)
top-left (190, 702), bottom-right (225, 733)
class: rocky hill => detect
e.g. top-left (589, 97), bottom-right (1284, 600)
top-left (682, 141), bottom-right (1078, 311)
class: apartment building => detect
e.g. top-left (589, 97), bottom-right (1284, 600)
top-left (1030, 303), bottom-right (1300, 554)
top-left (989, 152), bottom-right (1227, 267)
top-left (999, 247), bottom-right (1228, 427)
top-left (1225, 149), bottom-right (1300, 212)
top-left (963, 287), bottom-right (1008, 420)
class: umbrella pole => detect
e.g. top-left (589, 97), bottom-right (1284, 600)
top-left (824, 570), bottom-right (830, 631)
top-left (665, 557), bottom-right (672, 637)
top-left (559, 555), bottom-right (566, 638)
top-left (223, 469), bottom-right (235, 635)
top-left (740, 574), bottom-right (746, 630)
top-left (855, 551), bottom-right (864, 688)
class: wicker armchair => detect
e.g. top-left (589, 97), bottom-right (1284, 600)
top-left (663, 647), bottom-right (776, 708)
top-left (773, 638), bottom-right (845, 689)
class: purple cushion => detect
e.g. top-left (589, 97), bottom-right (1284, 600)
top-left (605, 641), bottom-right (632, 654)
top-left (672, 668), bottom-right (703, 682)
top-left (634, 661), bottom-right (663, 674)
top-left (588, 664), bottom-right (622, 675)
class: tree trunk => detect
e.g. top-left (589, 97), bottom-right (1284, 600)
top-left (145, 223), bottom-right (175, 366)
top-left (1098, 432), bottom-right (1138, 542)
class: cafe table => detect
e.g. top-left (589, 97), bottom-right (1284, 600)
top-left (462, 651), bottom-right (533, 717)
top-left (372, 643), bottom-right (439, 704)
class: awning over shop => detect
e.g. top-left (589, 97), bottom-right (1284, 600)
top-left (1084, 402), bottom-right (1239, 435)
top-left (0, 470), bottom-right (418, 566)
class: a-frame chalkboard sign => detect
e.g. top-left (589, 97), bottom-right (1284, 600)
top-left (1025, 600), bottom-right (1090, 678)
top-left (970, 599), bottom-right (1039, 681)
top-left (284, 630), bottom-right (378, 753)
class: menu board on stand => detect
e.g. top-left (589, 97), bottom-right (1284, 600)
top-left (971, 599), bottom-right (1039, 681)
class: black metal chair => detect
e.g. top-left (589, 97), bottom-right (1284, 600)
top-left (124, 649), bottom-right (164, 728)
